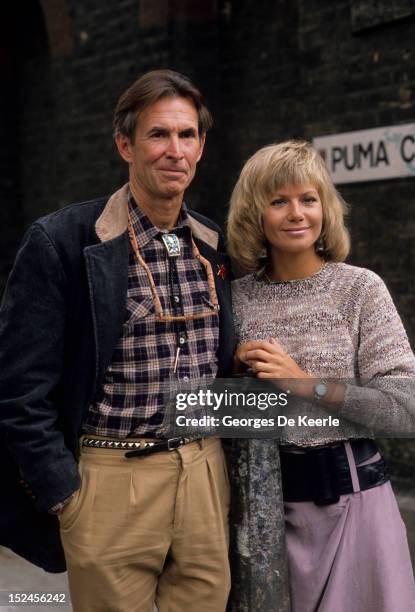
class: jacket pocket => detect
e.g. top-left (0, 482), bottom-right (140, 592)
top-left (57, 462), bottom-right (96, 532)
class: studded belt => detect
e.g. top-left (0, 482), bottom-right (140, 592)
top-left (82, 436), bottom-right (193, 458)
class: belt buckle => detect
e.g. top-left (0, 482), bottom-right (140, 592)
top-left (167, 437), bottom-right (185, 451)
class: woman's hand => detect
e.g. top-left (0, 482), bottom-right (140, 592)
top-left (235, 338), bottom-right (315, 397)
top-left (234, 339), bottom-right (277, 375)
top-left (234, 337), bottom-right (309, 380)
top-left (235, 338), bottom-right (345, 403)
top-left (233, 340), bottom-right (264, 374)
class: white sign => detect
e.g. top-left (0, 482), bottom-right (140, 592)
top-left (313, 123), bottom-right (415, 184)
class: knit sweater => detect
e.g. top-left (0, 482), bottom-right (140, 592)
top-left (232, 263), bottom-right (415, 443)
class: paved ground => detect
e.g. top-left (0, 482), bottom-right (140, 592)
top-left (0, 547), bottom-right (69, 611)
top-left (1, 493), bottom-right (414, 610)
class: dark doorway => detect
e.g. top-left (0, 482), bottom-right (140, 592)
top-left (0, 2), bottom-right (49, 295)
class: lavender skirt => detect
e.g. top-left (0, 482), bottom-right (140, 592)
top-left (285, 454), bottom-right (415, 612)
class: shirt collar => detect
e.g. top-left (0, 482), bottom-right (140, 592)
top-left (128, 191), bottom-right (191, 249)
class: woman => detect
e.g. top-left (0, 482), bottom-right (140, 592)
top-left (227, 140), bottom-right (415, 612)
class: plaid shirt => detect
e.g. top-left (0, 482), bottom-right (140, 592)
top-left (83, 194), bottom-right (219, 438)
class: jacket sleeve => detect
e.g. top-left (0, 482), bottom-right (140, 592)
top-left (0, 223), bottom-right (80, 513)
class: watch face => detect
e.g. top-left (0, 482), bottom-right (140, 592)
top-left (315, 382), bottom-right (328, 398)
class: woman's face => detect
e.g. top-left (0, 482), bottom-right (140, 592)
top-left (262, 183), bottom-right (323, 257)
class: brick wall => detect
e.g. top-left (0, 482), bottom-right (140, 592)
top-left (3, 1), bottom-right (415, 302)
top-left (296, 0), bottom-right (415, 343)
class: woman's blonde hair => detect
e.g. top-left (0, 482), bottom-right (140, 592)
top-left (227, 140), bottom-right (350, 272)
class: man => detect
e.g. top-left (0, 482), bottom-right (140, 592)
top-left (0, 69), bottom-right (234, 612)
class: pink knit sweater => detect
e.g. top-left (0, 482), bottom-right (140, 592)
top-left (232, 263), bottom-right (415, 442)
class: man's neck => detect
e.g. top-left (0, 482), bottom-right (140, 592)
top-left (129, 181), bottom-right (183, 231)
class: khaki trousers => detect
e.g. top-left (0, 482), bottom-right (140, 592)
top-left (59, 437), bottom-right (230, 612)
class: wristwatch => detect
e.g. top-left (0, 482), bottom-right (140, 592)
top-left (314, 381), bottom-right (328, 400)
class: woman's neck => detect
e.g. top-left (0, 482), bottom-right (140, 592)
top-left (267, 251), bottom-right (325, 282)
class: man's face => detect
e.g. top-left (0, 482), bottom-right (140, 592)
top-left (116, 96), bottom-right (205, 201)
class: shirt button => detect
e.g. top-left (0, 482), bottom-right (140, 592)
top-left (183, 376), bottom-right (190, 382)
top-left (179, 337), bottom-right (185, 345)
top-left (174, 296), bottom-right (180, 303)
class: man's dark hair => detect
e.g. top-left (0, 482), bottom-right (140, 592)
top-left (113, 69), bottom-right (213, 139)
